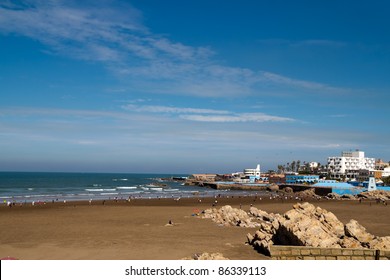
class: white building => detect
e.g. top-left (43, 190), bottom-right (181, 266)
top-left (244, 164), bottom-right (261, 178)
top-left (232, 164), bottom-right (261, 183)
top-left (327, 150), bottom-right (375, 180)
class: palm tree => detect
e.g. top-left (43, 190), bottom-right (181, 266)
top-left (291, 161), bottom-right (296, 173)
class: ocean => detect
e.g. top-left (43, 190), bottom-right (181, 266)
top-left (0, 172), bottom-right (252, 203)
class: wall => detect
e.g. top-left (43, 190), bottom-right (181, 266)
top-left (270, 245), bottom-right (390, 260)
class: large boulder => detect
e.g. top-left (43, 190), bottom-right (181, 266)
top-left (344, 219), bottom-right (375, 246)
top-left (369, 236), bottom-right (390, 250)
top-left (276, 202), bottom-right (344, 248)
top-left (200, 202), bottom-right (390, 256)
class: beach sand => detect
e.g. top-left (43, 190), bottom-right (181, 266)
top-left (1, 196), bottom-right (389, 260)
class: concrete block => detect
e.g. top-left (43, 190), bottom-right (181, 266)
top-left (380, 250), bottom-right (390, 257)
top-left (331, 249), bottom-right (342, 255)
top-left (271, 250), bottom-right (281, 256)
top-left (310, 248), bottom-right (321, 255)
top-left (322, 249), bottom-right (333, 256)
top-left (363, 250), bottom-right (375, 256)
top-left (300, 249), bottom-right (311, 256)
top-left (336, 256), bottom-right (350, 260)
top-left (342, 249), bottom-right (353, 256)
top-left (291, 249), bottom-right (301, 255)
top-left (353, 250), bottom-right (365, 256)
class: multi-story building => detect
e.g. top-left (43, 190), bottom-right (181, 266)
top-left (327, 150), bottom-right (375, 180)
top-left (232, 164), bottom-right (261, 183)
top-left (285, 174), bottom-right (319, 184)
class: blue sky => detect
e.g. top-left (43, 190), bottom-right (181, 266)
top-left (0, 0), bottom-right (389, 173)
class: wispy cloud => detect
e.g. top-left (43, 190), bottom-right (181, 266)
top-left (122, 104), bottom-right (294, 123)
top-left (290, 39), bottom-right (347, 48)
top-left (0, 0), bottom-right (347, 97)
top-left (122, 104), bottom-right (230, 115)
top-left (180, 113), bottom-right (294, 123)
top-left (257, 38), bottom-right (347, 48)
top-left (261, 72), bottom-right (347, 93)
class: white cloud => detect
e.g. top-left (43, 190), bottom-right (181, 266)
top-left (121, 104), bottom-right (294, 123)
top-left (122, 104), bottom-right (230, 115)
top-left (261, 72), bottom-right (347, 92)
top-left (180, 113), bottom-right (294, 123)
top-left (0, 0), bottom-right (347, 97)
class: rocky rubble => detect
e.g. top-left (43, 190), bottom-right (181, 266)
top-left (201, 205), bottom-right (260, 228)
top-left (201, 202), bottom-right (390, 256)
top-left (248, 202), bottom-right (390, 255)
top-left (357, 190), bottom-right (390, 201)
top-left (182, 252), bottom-right (229, 260)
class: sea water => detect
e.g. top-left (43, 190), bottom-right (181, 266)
top-left (0, 172), bottom-right (248, 203)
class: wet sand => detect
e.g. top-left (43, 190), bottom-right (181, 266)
top-left (0, 196), bottom-right (389, 260)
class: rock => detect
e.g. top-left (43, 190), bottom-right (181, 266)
top-left (341, 194), bottom-right (357, 200)
top-left (284, 187), bottom-right (293, 193)
top-left (279, 202), bottom-right (345, 248)
top-left (246, 233), bottom-right (254, 244)
top-left (253, 202), bottom-right (390, 252)
top-left (267, 184), bottom-right (279, 192)
top-left (345, 220), bottom-right (375, 246)
top-left (183, 252), bottom-right (229, 260)
top-left (357, 190), bottom-right (390, 201)
top-left (327, 193), bottom-right (341, 200)
top-left (369, 236), bottom-right (390, 250)
top-left (249, 207), bottom-right (275, 222)
top-left (200, 202), bottom-right (390, 256)
top-left (339, 236), bottom-right (364, 249)
top-left (201, 205), bottom-right (259, 228)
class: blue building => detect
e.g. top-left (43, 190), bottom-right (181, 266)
top-left (313, 181), bottom-right (362, 195)
top-left (286, 175), bottom-right (319, 184)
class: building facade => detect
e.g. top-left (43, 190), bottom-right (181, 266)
top-left (327, 150), bottom-right (375, 180)
top-left (232, 164), bottom-right (261, 183)
top-left (286, 175), bottom-right (319, 184)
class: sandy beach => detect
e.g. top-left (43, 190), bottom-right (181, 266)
top-left (1, 196), bottom-right (389, 260)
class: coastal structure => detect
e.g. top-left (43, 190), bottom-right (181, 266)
top-left (232, 164), bottom-right (262, 183)
top-left (188, 174), bottom-right (217, 182)
top-left (243, 164), bottom-right (261, 182)
top-left (286, 175), bottom-right (319, 184)
top-left (327, 150), bottom-right (375, 180)
top-left (313, 180), bottom-right (362, 195)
